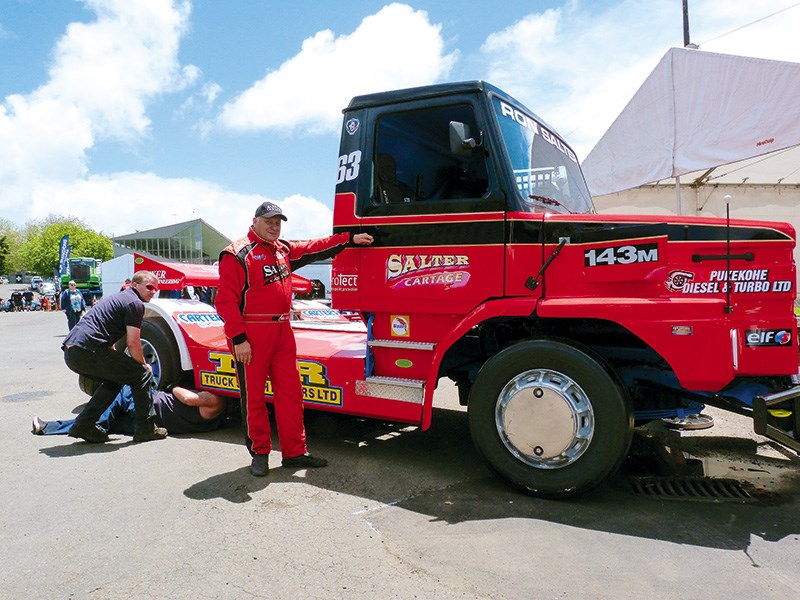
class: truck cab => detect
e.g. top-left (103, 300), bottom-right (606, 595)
top-left (329, 81), bottom-right (800, 496)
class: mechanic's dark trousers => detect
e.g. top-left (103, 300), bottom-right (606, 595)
top-left (235, 321), bottom-right (306, 459)
top-left (63, 345), bottom-right (156, 434)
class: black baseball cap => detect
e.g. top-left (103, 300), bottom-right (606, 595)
top-left (254, 201), bottom-right (287, 221)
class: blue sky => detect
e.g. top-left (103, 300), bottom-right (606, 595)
top-left (1, 0), bottom-right (799, 241)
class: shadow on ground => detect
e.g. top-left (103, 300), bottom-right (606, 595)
top-left (182, 405), bottom-right (800, 553)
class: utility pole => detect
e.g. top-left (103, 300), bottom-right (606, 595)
top-left (683, 0), bottom-right (691, 46)
top-left (676, 0), bottom-right (691, 215)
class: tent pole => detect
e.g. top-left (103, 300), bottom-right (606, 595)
top-left (675, 176), bottom-right (682, 215)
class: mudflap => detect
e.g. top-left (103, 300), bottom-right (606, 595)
top-left (753, 385), bottom-right (800, 453)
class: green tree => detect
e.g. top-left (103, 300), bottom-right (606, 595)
top-left (0, 235), bottom-right (9, 275)
top-left (0, 218), bottom-right (23, 274)
top-left (18, 215), bottom-right (113, 276)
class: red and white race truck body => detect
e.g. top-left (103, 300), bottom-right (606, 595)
top-left (134, 81), bottom-right (799, 498)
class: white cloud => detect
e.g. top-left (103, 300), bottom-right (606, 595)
top-left (0, 94), bottom-right (94, 183)
top-left (38, 0), bottom-right (194, 142)
top-left (478, 0), bottom-right (800, 160)
top-left (25, 173), bottom-right (333, 243)
top-left (218, 3), bottom-right (457, 134)
top-left (0, 0), bottom-right (197, 225)
top-left (0, 0), bottom-right (193, 186)
top-left (691, 0), bottom-right (800, 62)
top-left (480, 1), bottom-right (678, 159)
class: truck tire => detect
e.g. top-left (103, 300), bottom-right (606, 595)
top-left (140, 318), bottom-right (182, 390)
top-left (468, 338), bottom-right (633, 499)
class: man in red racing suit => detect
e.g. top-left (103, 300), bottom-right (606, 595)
top-left (215, 201), bottom-right (373, 477)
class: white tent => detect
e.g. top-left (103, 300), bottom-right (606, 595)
top-left (582, 47), bottom-right (800, 198)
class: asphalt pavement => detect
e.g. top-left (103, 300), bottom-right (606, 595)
top-left (1, 293), bottom-right (799, 599)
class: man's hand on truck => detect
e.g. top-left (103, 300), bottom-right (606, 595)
top-left (352, 233), bottom-right (374, 245)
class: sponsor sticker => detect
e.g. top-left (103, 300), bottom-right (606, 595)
top-left (331, 272), bottom-right (358, 292)
top-left (391, 315), bottom-right (410, 337)
top-left (201, 352), bottom-right (343, 406)
top-left (298, 309), bottom-right (344, 321)
top-left (584, 243), bottom-right (658, 267)
top-left (386, 253), bottom-right (471, 290)
top-left (744, 329), bottom-right (792, 347)
top-left (345, 118), bottom-right (360, 135)
top-left (497, 101), bottom-right (577, 163)
top-left (665, 269), bottom-right (793, 294)
top-left (176, 312), bottom-right (223, 329)
top-left (671, 325), bottom-right (693, 336)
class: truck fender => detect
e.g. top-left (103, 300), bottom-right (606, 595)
top-left (143, 299), bottom-right (216, 371)
top-left (421, 296), bottom-right (539, 429)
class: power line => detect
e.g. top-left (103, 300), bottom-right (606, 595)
top-left (700, 3), bottom-right (800, 45)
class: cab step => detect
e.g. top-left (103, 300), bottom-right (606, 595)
top-left (356, 376), bottom-right (425, 404)
top-left (368, 339), bottom-right (436, 351)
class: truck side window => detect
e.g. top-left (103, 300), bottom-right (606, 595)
top-left (371, 104), bottom-right (489, 208)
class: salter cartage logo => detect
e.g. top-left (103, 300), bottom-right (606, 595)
top-left (386, 253), bottom-right (471, 290)
top-left (745, 329), bottom-right (792, 347)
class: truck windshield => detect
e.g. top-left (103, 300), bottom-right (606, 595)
top-left (492, 96), bottom-right (593, 214)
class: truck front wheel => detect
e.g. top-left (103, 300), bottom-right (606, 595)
top-left (140, 318), bottom-right (182, 390)
top-left (468, 339), bottom-right (632, 499)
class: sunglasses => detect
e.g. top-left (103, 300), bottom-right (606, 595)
top-left (137, 283), bottom-right (159, 292)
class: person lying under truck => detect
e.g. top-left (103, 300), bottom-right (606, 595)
top-left (32, 385), bottom-right (235, 439)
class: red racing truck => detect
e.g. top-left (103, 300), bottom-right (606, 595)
top-left (130, 81), bottom-right (799, 498)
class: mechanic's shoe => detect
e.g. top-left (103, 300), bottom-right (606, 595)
top-left (132, 426), bottom-right (168, 443)
top-left (250, 454), bottom-right (270, 477)
top-left (31, 416), bottom-right (44, 435)
top-left (281, 453), bottom-right (328, 469)
top-left (68, 422), bottom-right (110, 443)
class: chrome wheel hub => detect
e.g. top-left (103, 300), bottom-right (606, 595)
top-left (496, 369), bottom-right (594, 469)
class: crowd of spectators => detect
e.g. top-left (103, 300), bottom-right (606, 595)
top-left (1, 279), bottom-right (61, 312)
top-left (1, 289), bottom-right (48, 312)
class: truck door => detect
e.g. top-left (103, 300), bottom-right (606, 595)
top-left (333, 96), bottom-right (506, 380)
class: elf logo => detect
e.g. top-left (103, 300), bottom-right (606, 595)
top-left (745, 329), bottom-right (792, 347)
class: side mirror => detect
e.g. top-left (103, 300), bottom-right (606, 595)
top-left (449, 121), bottom-right (481, 156)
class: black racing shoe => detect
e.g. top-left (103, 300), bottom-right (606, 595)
top-left (250, 454), bottom-right (270, 477)
top-left (132, 426), bottom-right (168, 443)
top-left (68, 422), bottom-right (110, 443)
top-left (281, 453), bottom-right (328, 469)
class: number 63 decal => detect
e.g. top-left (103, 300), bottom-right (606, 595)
top-left (336, 150), bottom-right (362, 184)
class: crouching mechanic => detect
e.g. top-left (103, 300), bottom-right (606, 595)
top-left (216, 201), bottom-right (373, 477)
top-left (32, 385), bottom-right (231, 437)
top-left (62, 270), bottom-right (166, 443)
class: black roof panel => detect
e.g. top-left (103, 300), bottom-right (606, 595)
top-left (345, 80), bottom-right (502, 112)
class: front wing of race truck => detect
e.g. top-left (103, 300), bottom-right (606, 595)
top-left (143, 298), bottom-right (425, 424)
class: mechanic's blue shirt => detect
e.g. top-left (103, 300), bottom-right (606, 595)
top-left (63, 287), bottom-right (145, 351)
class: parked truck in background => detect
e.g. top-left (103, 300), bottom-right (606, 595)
top-left (107, 81), bottom-right (799, 499)
top-left (61, 257), bottom-right (102, 304)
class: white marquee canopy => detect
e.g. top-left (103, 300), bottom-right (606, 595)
top-left (582, 47), bottom-right (800, 197)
